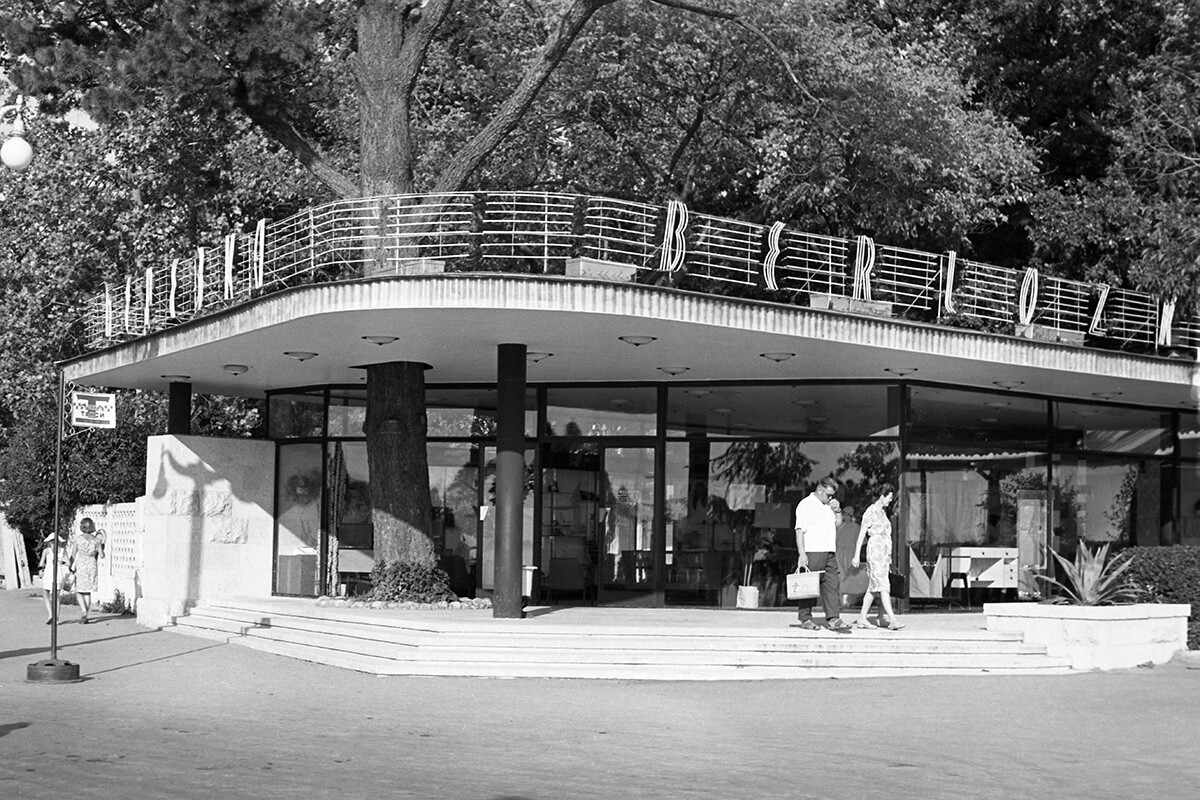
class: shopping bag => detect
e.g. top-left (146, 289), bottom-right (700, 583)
top-left (786, 569), bottom-right (822, 600)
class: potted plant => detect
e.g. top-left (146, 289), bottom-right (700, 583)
top-left (734, 523), bottom-right (770, 609)
top-left (984, 544), bottom-right (1192, 670)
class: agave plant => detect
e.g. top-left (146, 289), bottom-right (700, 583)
top-left (1035, 543), bottom-right (1142, 606)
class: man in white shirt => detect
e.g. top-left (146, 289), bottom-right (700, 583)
top-left (793, 476), bottom-right (851, 631)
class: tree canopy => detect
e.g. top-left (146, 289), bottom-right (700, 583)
top-left (2, 0), bottom-right (1196, 551)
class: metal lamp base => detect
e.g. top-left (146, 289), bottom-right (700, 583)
top-left (26, 659), bottom-right (82, 684)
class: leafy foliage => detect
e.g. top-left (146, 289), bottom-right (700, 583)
top-left (1118, 545), bottom-right (1200, 649)
top-left (368, 559), bottom-right (457, 604)
top-left (1035, 543), bottom-right (1141, 606)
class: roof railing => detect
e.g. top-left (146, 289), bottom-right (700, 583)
top-left (80, 191), bottom-right (1196, 359)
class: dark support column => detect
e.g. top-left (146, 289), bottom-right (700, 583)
top-left (494, 343), bottom-right (527, 619)
top-left (167, 382), bottom-right (192, 435)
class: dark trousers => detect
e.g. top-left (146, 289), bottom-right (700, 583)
top-left (795, 551), bottom-right (842, 622)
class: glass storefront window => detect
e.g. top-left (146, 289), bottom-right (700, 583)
top-left (328, 390), bottom-right (366, 437)
top-left (1181, 412), bottom-right (1199, 459)
top-left (663, 438), bottom-right (898, 607)
top-left (275, 443), bottom-right (324, 596)
top-left (546, 387), bottom-right (657, 437)
top-left (1182, 461), bottom-right (1200, 546)
top-left (427, 388), bottom-right (536, 438)
top-left (910, 386), bottom-right (1046, 449)
top-left (269, 393), bottom-right (326, 438)
top-left (540, 443), bottom-right (657, 603)
top-left (327, 441), bottom-right (371, 594)
top-left (429, 442), bottom-right (481, 597)
top-left (906, 446), bottom-right (1048, 598)
top-left (1053, 402), bottom-right (1173, 455)
top-left (667, 384), bottom-right (896, 439)
top-left (1051, 454), bottom-right (1164, 554)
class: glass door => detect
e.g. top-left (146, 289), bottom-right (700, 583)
top-left (541, 444), bottom-right (657, 605)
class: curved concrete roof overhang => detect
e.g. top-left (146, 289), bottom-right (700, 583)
top-left (62, 275), bottom-right (1199, 409)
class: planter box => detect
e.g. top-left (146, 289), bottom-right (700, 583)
top-left (366, 258), bottom-right (446, 278)
top-left (1015, 323), bottom-right (1086, 346)
top-left (984, 602), bottom-right (1192, 670)
top-left (565, 257), bottom-right (639, 283)
top-left (809, 293), bottom-right (894, 317)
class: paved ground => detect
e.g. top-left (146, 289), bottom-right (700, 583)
top-left (3, 588), bottom-right (1199, 800)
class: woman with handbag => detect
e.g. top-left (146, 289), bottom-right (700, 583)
top-left (851, 483), bottom-right (904, 630)
top-left (68, 517), bottom-right (105, 624)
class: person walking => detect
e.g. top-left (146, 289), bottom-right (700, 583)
top-left (68, 517), bottom-right (105, 624)
top-left (792, 476), bottom-right (851, 631)
top-left (38, 532), bottom-right (69, 624)
top-left (851, 483), bottom-right (904, 630)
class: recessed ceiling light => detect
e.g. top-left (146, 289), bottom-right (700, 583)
top-left (994, 380), bottom-right (1025, 390)
top-left (284, 351), bottom-right (318, 361)
top-left (619, 335), bottom-right (657, 346)
top-left (362, 335), bottom-right (398, 346)
top-left (527, 352), bottom-right (553, 363)
top-left (657, 366), bottom-right (689, 376)
top-left (760, 352), bottom-right (795, 363)
top-left (160, 374), bottom-right (191, 381)
top-left (222, 364), bottom-right (249, 376)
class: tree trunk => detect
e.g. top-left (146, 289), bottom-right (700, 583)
top-left (365, 361), bottom-right (435, 567)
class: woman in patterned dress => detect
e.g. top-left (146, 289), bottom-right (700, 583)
top-left (68, 517), bottom-right (105, 624)
top-left (851, 483), bottom-right (904, 630)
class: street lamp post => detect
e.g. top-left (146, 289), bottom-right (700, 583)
top-left (3, 95), bottom-right (83, 683)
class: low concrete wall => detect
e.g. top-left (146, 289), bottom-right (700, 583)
top-left (984, 602), bottom-right (1192, 670)
top-left (138, 435), bottom-right (276, 628)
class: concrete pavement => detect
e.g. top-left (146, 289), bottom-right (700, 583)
top-left (3, 587), bottom-right (1199, 799)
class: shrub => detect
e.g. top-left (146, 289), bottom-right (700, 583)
top-left (99, 589), bottom-right (134, 615)
top-left (368, 559), bottom-right (458, 604)
top-left (1117, 546), bottom-right (1200, 649)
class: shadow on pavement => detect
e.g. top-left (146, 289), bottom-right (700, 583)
top-left (0, 722), bottom-right (31, 737)
top-left (1, 626), bottom-right (157, 662)
top-left (84, 641), bottom-right (230, 676)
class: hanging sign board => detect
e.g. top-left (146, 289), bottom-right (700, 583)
top-left (70, 391), bottom-right (117, 429)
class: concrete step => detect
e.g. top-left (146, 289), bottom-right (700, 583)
top-left (170, 601), bottom-right (1075, 679)
top-left (181, 604), bottom-right (1053, 656)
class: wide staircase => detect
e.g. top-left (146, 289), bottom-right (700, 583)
top-left (167, 597), bottom-right (1074, 680)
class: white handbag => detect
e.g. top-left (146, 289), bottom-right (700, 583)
top-left (786, 569), bottom-right (822, 600)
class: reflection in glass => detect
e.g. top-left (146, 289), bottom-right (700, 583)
top-left (427, 388), bottom-right (536, 437)
top-left (910, 386), bottom-right (1046, 449)
top-left (275, 443), bottom-right (323, 596)
top-left (905, 447), bottom-right (1047, 598)
top-left (269, 393), bottom-right (325, 438)
top-left (1053, 402), bottom-right (1172, 455)
top-left (546, 387), bottom-right (657, 437)
top-left (1052, 454), bottom-right (1163, 554)
top-left (327, 442), bottom-right (372, 594)
top-left (428, 442), bottom-right (480, 597)
top-left (663, 439), bottom-right (898, 607)
top-left (1182, 461), bottom-right (1200, 546)
top-left (479, 446), bottom-right (536, 593)
top-left (667, 384), bottom-right (896, 439)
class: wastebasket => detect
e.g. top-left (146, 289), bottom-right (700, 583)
top-left (522, 565), bottom-right (538, 599)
